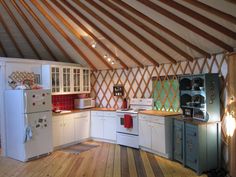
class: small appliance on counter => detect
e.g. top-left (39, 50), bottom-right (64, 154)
top-left (5, 89), bottom-right (53, 162)
top-left (74, 98), bottom-right (95, 109)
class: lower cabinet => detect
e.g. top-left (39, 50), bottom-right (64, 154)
top-left (52, 111), bottom-right (90, 147)
top-left (151, 123), bottom-right (166, 154)
top-left (52, 117), bottom-right (64, 147)
top-left (173, 119), bottom-right (184, 163)
top-left (52, 115), bottom-right (75, 147)
top-left (139, 114), bottom-right (172, 159)
top-left (91, 111), bottom-right (116, 141)
top-left (173, 119), bottom-right (220, 175)
top-left (139, 119), bottom-right (151, 148)
top-left (74, 112), bottom-right (90, 141)
top-left (91, 115), bottom-right (103, 138)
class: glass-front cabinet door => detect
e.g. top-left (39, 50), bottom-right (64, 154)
top-left (73, 68), bottom-right (81, 93)
top-left (82, 69), bottom-right (90, 92)
top-left (51, 66), bottom-right (60, 93)
top-left (62, 67), bottom-right (71, 93)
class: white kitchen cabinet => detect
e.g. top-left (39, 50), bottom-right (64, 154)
top-left (139, 119), bottom-right (151, 148)
top-left (91, 115), bottom-right (104, 139)
top-left (151, 123), bottom-right (166, 154)
top-left (74, 112), bottom-right (90, 141)
top-left (62, 67), bottom-right (72, 93)
top-left (82, 68), bottom-right (90, 93)
top-left (91, 111), bottom-right (116, 141)
top-left (139, 114), bottom-right (172, 159)
top-left (63, 116), bottom-right (75, 144)
top-left (52, 117), bottom-right (64, 147)
top-left (42, 65), bottom-right (90, 94)
top-left (103, 116), bottom-right (116, 141)
top-left (52, 115), bottom-right (75, 147)
top-left (73, 68), bottom-right (81, 93)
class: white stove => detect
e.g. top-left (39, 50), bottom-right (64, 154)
top-left (116, 98), bottom-right (153, 148)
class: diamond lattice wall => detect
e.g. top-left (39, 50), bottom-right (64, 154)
top-left (91, 53), bottom-right (227, 114)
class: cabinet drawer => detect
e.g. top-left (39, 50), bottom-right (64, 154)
top-left (74, 111), bottom-right (90, 118)
top-left (103, 111), bottom-right (116, 117)
top-left (139, 114), bottom-right (165, 124)
top-left (91, 111), bottom-right (104, 117)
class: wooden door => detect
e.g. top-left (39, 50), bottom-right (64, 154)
top-left (173, 120), bottom-right (184, 163)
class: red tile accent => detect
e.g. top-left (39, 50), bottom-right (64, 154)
top-left (52, 94), bottom-right (90, 110)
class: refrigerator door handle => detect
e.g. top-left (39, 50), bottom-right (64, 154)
top-left (24, 92), bottom-right (27, 113)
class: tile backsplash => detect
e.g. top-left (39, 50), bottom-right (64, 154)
top-left (52, 94), bottom-right (79, 110)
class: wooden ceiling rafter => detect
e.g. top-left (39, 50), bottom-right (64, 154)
top-left (1, 0), bottom-right (43, 60)
top-left (0, 40), bottom-right (7, 57)
top-left (89, 1), bottom-right (177, 64)
top-left (43, 0), bottom-right (113, 70)
top-left (75, 1), bottom-right (160, 67)
top-left (138, 0), bottom-right (234, 52)
top-left (114, 0), bottom-right (211, 58)
top-left (62, 0), bottom-right (143, 68)
top-left (102, 0), bottom-right (194, 62)
top-left (30, 0), bottom-right (96, 70)
top-left (160, 0), bottom-right (236, 40)
top-left (10, 0), bottom-right (58, 61)
top-left (183, 0), bottom-right (236, 25)
top-left (0, 14), bottom-right (24, 57)
top-left (19, 0), bottom-right (74, 64)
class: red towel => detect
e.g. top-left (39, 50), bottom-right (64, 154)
top-left (124, 114), bottom-right (133, 128)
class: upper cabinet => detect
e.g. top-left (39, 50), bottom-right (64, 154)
top-left (62, 67), bottom-right (72, 93)
top-left (42, 65), bottom-right (90, 95)
top-left (73, 68), bottom-right (81, 93)
top-left (51, 66), bottom-right (60, 93)
top-left (179, 74), bottom-right (220, 122)
top-left (82, 68), bottom-right (90, 93)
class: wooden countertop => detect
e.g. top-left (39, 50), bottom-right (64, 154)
top-left (52, 109), bottom-right (90, 117)
top-left (174, 115), bottom-right (221, 125)
top-left (91, 108), bottom-right (116, 112)
top-left (52, 107), bottom-right (116, 117)
top-left (139, 110), bottom-right (182, 117)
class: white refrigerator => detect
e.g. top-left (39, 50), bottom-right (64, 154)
top-left (5, 89), bottom-right (53, 162)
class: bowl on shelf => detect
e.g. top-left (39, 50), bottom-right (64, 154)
top-left (186, 102), bottom-right (191, 106)
top-left (199, 87), bottom-right (204, 91)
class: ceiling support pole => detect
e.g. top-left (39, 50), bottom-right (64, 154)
top-left (228, 52), bottom-right (236, 177)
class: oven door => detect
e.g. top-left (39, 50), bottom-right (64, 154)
top-left (116, 113), bottom-right (138, 135)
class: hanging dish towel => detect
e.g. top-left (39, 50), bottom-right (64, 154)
top-left (24, 126), bottom-right (33, 143)
top-left (124, 114), bottom-right (133, 128)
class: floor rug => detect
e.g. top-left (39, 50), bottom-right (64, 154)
top-left (61, 142), bottom-right (100, 154)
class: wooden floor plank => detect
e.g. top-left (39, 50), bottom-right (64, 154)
top-left (92, 143), bottom-right (110, 177)
top-left (140, 151), bottom-right (155, 177)
top-left (127, 148), bottom-right (138, 177)
top-left (0, 141), bottom-right (208, 177)
top-left (105, 143), bottom-right (115, 177)
top-left (133, 149), bottom-right (147, 177)
top-left (121, 146), bottom-right (130, 177)
top-left (147, 152), bottom-right (164, 177)
top-left (113, 144), bottom-right (121, 177)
